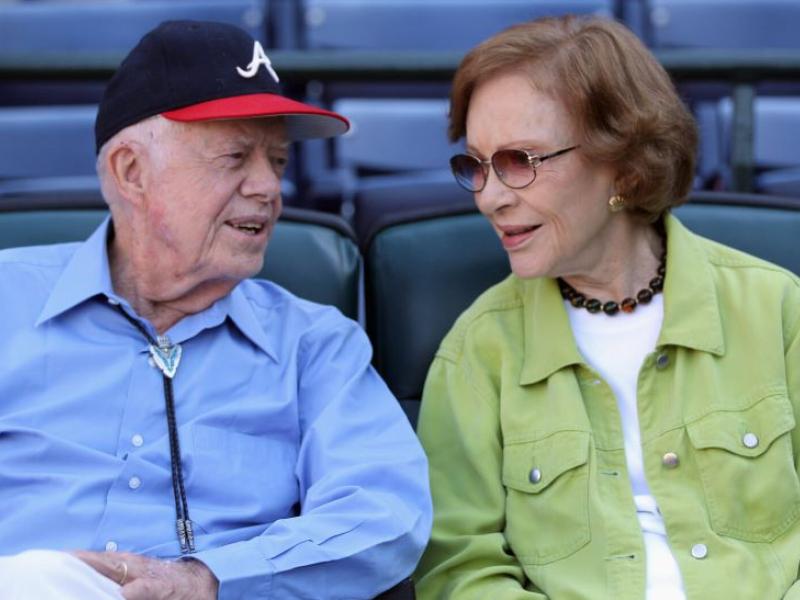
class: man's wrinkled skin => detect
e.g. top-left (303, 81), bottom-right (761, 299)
top-left (74, 550), bottom-right (218, 600)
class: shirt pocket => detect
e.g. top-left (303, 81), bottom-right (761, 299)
top-left (686, 392), bottom-right (800, 542)
top-left (501, 430), bottom-right (591, 565)
top-left (187, 423), bottom-right (299, 530)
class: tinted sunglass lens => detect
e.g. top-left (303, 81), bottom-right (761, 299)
top-left (450, 155), bottom-right (484, 192)
top-left (493, 150), bottom-right (535, 188)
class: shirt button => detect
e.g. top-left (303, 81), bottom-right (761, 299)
top-left (742, 432), bottom-right (759, 449)
top-left (529, 468), bottom-right (542, 484)
top-left (655, 352), bottom-right (670, 369)
top-left (128, 476), bottom-right (142, 490)
top-left (662, 452), bottom-right (680, 469)
top-left (691, 543), bottom-right (708, 559)
top-left (131, 434), bottom-right (144, 448)
top-left (105, 541), bottom-right (118, 552)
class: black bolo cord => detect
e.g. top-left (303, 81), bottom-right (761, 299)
top-left (115, 305), bottom-right (195, 554)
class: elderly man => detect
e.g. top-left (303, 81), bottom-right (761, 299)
top-left (0, 20), bottom-right (431, 600)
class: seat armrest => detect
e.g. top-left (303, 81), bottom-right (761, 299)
top-left (373, 578), bottom-right (415, 600)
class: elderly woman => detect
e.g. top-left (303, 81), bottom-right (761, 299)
top-left (414, 15), bottom-right (800, 600)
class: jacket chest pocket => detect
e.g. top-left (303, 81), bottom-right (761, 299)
top-left (501, 430), bottom-right (591, 565)
top-left (686, 393), bottom-right (800, 542)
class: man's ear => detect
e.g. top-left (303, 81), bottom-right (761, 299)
top-left (106, 142), bottom-right (147, 207)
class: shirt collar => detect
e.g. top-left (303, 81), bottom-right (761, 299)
top-left (216, 285), bottom-right (279, 363)
top-left (36, 217), bottom-right (117, 326)
top-left (518, 212), bottom-right (725, 386)
top-left (35, 217), bottom-right (280, 363)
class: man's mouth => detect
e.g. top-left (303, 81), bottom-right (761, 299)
top-left (226, 219), bottom-right (268, 236)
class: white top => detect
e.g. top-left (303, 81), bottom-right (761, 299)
top-left (566, 295), bottom-right (686, 600)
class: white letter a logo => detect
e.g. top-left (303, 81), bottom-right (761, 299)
top-left (236, 41), bottom-right (280, 83)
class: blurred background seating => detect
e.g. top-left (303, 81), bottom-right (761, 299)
top-left (1, 0), bottom-right (799, 246)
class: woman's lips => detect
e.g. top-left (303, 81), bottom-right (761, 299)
top-left (500, 224), bottom-right (540, 250)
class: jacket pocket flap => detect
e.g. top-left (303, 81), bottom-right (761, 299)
top-left (502, 430), bottom-right (590, 493)
top-left (686, 392), bottom-right (795, 457)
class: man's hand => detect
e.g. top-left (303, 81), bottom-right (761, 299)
top-left (73, 550), bottom-right (219, 600)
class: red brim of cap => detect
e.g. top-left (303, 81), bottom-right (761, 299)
top-left (162, 93), bottom-right (350, 141)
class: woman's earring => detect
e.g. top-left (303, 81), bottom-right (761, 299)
top-left (608, 194), bottom-right (626, 213)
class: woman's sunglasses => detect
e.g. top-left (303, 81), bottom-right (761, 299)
top-left (449, 145), bottom-right (578, 193)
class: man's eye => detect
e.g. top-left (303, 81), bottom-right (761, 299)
top-left (271, 156), bottom-right (288, 169)
top-left (227, 152), bottom-right (245, 161)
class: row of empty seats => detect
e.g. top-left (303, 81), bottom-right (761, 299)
top-left (1, 190), bottom-right (799, 425)
top-left (2, 97), bottom-right (799, 236)
top-left (3, 0), bottom-right (800, 54)
top-left (2, 0), bottom-right (799, 224)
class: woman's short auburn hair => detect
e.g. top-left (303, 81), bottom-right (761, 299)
top-left (449, 16), bottom-right (697, 221)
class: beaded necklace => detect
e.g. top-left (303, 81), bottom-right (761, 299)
top-left (557, 229), bottom-right (667, 316)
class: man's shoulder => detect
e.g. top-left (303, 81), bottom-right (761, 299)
top-left (237, 278), bottom-right (355, 333)
top-left (0, 243), bottom-right (79, 288)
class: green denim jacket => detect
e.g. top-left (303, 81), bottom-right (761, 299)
top-left (415, 215), bottom-right (800, 599)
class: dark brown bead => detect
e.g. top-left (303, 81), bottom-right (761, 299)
top-left (570, 294), bottom-right (586, 308)
top-left (602, 301), bottom-right (619, 315)
top-left (637, 288), bottom-right (654, 304)
top-left (621, 298), bottom-right (637, 313)
top-left (585, 299), bottom-right (602, 313)
top-left (649, 276), bottom-right (664, 292)
top-left (657, 264), bottom-right (666, 276)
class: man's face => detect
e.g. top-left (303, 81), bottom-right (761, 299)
top-left (137, 118), bottom-right (286, 292)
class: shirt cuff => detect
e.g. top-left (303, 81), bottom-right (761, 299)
top-left (192, 540), bottom-right (273, 600)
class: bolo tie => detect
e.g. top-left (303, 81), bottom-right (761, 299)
top-left (115, 305), bottom-right (196, 554)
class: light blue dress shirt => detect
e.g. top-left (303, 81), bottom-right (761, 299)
top-left (0, 219), bottom-right (432, 599)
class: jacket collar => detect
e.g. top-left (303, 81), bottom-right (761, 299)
top-left (518, 213), bottom-right (724, 386)
top-left (656, 213), bottom-right (725, 356)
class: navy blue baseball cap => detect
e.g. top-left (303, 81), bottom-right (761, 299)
top-left (95, 20), bottom-right (349, 153)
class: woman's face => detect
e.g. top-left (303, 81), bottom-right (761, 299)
top-left (465, 70), bottom-right (619, 281)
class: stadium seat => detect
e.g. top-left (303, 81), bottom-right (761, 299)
top-left (335, 98), bottom-right (456, 173)
top-left (0, 0), bottom-right (269, 106)
top-left (645, 0), bottom-right (800, 49)
top-left (675, 191), bottom-right (800, 271)
top-left (353, 171), bottom-right (472, 244)
top-left (294, 0), bottom-right (615, 213)
top-left (0, 103), bottom-right (297, 201)
top-left (296, 97), bottom-right (460, 216)
top-left (364, 192), bottom-right (800, 427)
top-left (364, 206), bottom-right (508, 425)
top-left (0, 105), bottom-right (99, 196)
top-left (717, 97), bottom-right (800, 195)
top-left (302, 0), bottom-right (614, 50)
top-left (0, 198), bottom-right (361, 322)
top-left (329, 97), bottom-right (469, 234)
top-left (0, 1), bottom-right (268, 55)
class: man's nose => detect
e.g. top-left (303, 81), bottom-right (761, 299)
top-left (241, 153), bottom-right (282, 200)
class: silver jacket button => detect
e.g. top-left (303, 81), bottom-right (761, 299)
top-left (662, 452), bottom-right (680, 469)
top-left (691, 543), bottom-right (708, 559)
top-left (529, 468), bottom-right (542, 484)
top-left (742, 432), bottom-right (759, 449)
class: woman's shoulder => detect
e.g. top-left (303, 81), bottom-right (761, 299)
top-left (437, 273), bottom-right (531, 360)
top-left (692, 232), bottom-right (800, 292)
top-left (688, 231), bottom-right (800, 340)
